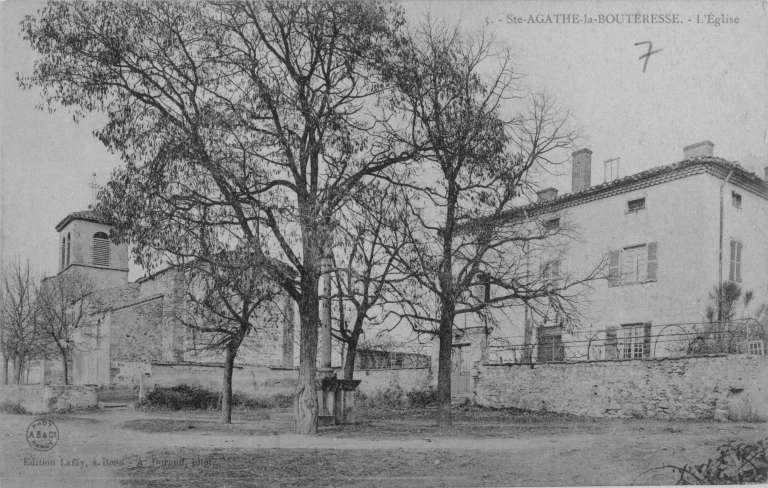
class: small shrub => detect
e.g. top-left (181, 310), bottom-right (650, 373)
top-left (0, 401), bottom-right (29, 415)
top-left (406, 387), bottom-right (437, 408)
top-left (644, 438), bottom-right (768, 484)
top-left (231, 392), bottom-right (293, 410)
top-left (141, 385), bottom-right (220, 411)
top-left (355, 387), bottom-right (405, 410)
top-left (139, 385), bottom-right (294, 411)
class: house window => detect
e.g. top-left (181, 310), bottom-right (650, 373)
top-left (544, 217), bottom-right (560, 232)
top-left (605, 322), bottom-right (652, 359)
top-left (738, 340), bottom-right (764, 355)
top-left (541, 260), bottom-right (561, 281)
top-left (621, 245), bottom-right (647, 283)
top-left (729, 240), bottom-right (742, 282)
top-left (608, 243), bottom-right (657, 286)
top-left (627, 197), bottom-right (646, 212)
top-left (618, 324), bottom-right (645, 359)
top-left (538, 326), bottom-right (564, 362)
top-left (732, 191), bottom-right (742, 209)
top-left (93, 232), bottom-right (110, 267)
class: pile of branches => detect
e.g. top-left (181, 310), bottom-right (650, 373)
top-left (639, 438), bottom-right (767, 485)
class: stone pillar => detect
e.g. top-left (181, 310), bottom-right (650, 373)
top-left (318, 256), bottom-right (334, 377)
top-left (316, 256), bottom-right (336, 425)
top-left (464, 326), bottom-right (492, 402)
top-left (429, 335), bottom-right (440, 387)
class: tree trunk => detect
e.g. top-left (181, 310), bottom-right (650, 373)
top-left (1, 355), bottom-right (8, 386)
top-left (14, 355), bottom-right (22, 385)
top-left (342, 333), bottom-right (360, 380)
top-left (0, 326), bottom-right (6, 386)
top-left (294, 274), bottom-right (319, 435)
top-left (221, 344), bottom-right (236, 424)
top-left (523, 307), bottom-right (534, 362)
top-left (61, 349), bottom-right (70, 386)
top-left (436, 180), bottom-right (457, 429)
top-left (436, 309), bottom-right (454, 429)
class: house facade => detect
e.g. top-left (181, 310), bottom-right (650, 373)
top-left (461, 141), bottom-right (768, 374)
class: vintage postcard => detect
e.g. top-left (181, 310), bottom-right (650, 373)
top-left (1, 0), bottom-right (767, 487)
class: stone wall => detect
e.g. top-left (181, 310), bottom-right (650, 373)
top-left (355, 368), bottom-right (432, 396)
top-left (475, 354), bottom-right (768, 420)
top-left (0, 385), bottom-right (98, 414)
top-left (146, 363), bottom-right (298, 398)
top-left (110, 297), bottom-right (165, 362)
top-left (145, 363), bottom-right (433, 399)
top-left (111, 361), bottom-right (151, 388)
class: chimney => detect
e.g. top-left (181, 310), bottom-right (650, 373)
top-left (683, 140), bottom-right (714, 160)
top-left (572, 148), bottom-right (592, 193)
top-left (764, 166), bottom-right (768, 181)
top-left (536, 187), bottom-right (558, 202)
top-left (604, 157), bottom-right (620, 183)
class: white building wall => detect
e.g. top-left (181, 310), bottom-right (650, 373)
top-left (485, 170), bottom-right (768, 360)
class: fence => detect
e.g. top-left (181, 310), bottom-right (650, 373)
top-left (354, 349), bottom-right (431, 370)
top-left (487, 319), bottom-right (767, 364)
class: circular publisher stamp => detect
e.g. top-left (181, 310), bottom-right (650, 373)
top-left (27, 419), bottom-right (59, 451)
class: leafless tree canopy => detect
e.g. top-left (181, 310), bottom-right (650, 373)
top-left (36, 270), bottom-right (97, 385)
top-left (1, 260), bottom-right (41, 385)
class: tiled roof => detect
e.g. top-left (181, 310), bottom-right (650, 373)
top-left (55, 210), bottom-right (111, 232)
top-left (460, 157), bottom-right (767, 232)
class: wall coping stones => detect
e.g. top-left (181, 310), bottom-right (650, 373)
top-left (482, 353), bottom-right (760, 368)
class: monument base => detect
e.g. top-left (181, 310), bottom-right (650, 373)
top-left (316, 375), bottom-right (361, 426)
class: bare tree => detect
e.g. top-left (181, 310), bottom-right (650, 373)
top-left (36, 270), bottom-right (97, 385)
top-left (331, 182), bottom-right (410, 380)
top-left (21, 0), bottom-right (413, 434)
top-left (1, 260), bottom-right (41, 385)
top-left (174, 248), bottom-right (285, 424)
top-left (380, 21), bottom-right (602, 428)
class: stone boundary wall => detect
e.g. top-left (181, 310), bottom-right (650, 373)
top-left (146, 363), bottom-right (298, 398)
top-left (475, 355), bottom-right (768, 420)
top-left (0, 385), bottom-right (99, 414)
top-left (145, 363), bottom-right (432, 399)
top-left (355, 368), bottom-right (432, 396)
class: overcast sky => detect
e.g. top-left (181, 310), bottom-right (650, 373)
top-left (2, 0), bottom-right (766, 280)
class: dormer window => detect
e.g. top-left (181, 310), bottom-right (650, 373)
top-left (93, 232), bottom-right (110, 267)
top-left (732, 191), bottom-right (742, 209)
top-left (627, 198), bottom-right (646, 213)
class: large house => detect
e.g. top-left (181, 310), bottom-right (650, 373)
top-left (493, 140), bottom-right (768, 362)
top-left (52, 211), bottom-right (295, 387)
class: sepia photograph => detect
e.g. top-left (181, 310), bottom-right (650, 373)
top-left (1, 0), bottom-right (766, 486)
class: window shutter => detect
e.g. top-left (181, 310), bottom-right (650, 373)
top-left (93, 234), bottom-right (111, 267)
top-left (735, 242), bottom-right (742, 282)
top-left (605, 326), bottom-right (618, 359)
top-left (729, 240), bottom-right (736, 281)
top-left (608, 250), bottom-right (621, 286)
top-left (646, 242), bottom-right (658, 281)
top-left (643, 322), bottom-right (652, 358)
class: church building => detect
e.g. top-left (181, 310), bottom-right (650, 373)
top-left (53, 210), bottom-right (295, 388)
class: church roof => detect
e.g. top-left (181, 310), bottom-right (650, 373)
top-left (55, 210), bottom-right (111, 232)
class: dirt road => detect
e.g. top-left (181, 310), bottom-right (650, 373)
top-left (1, 408), bottom-right (765, 487)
